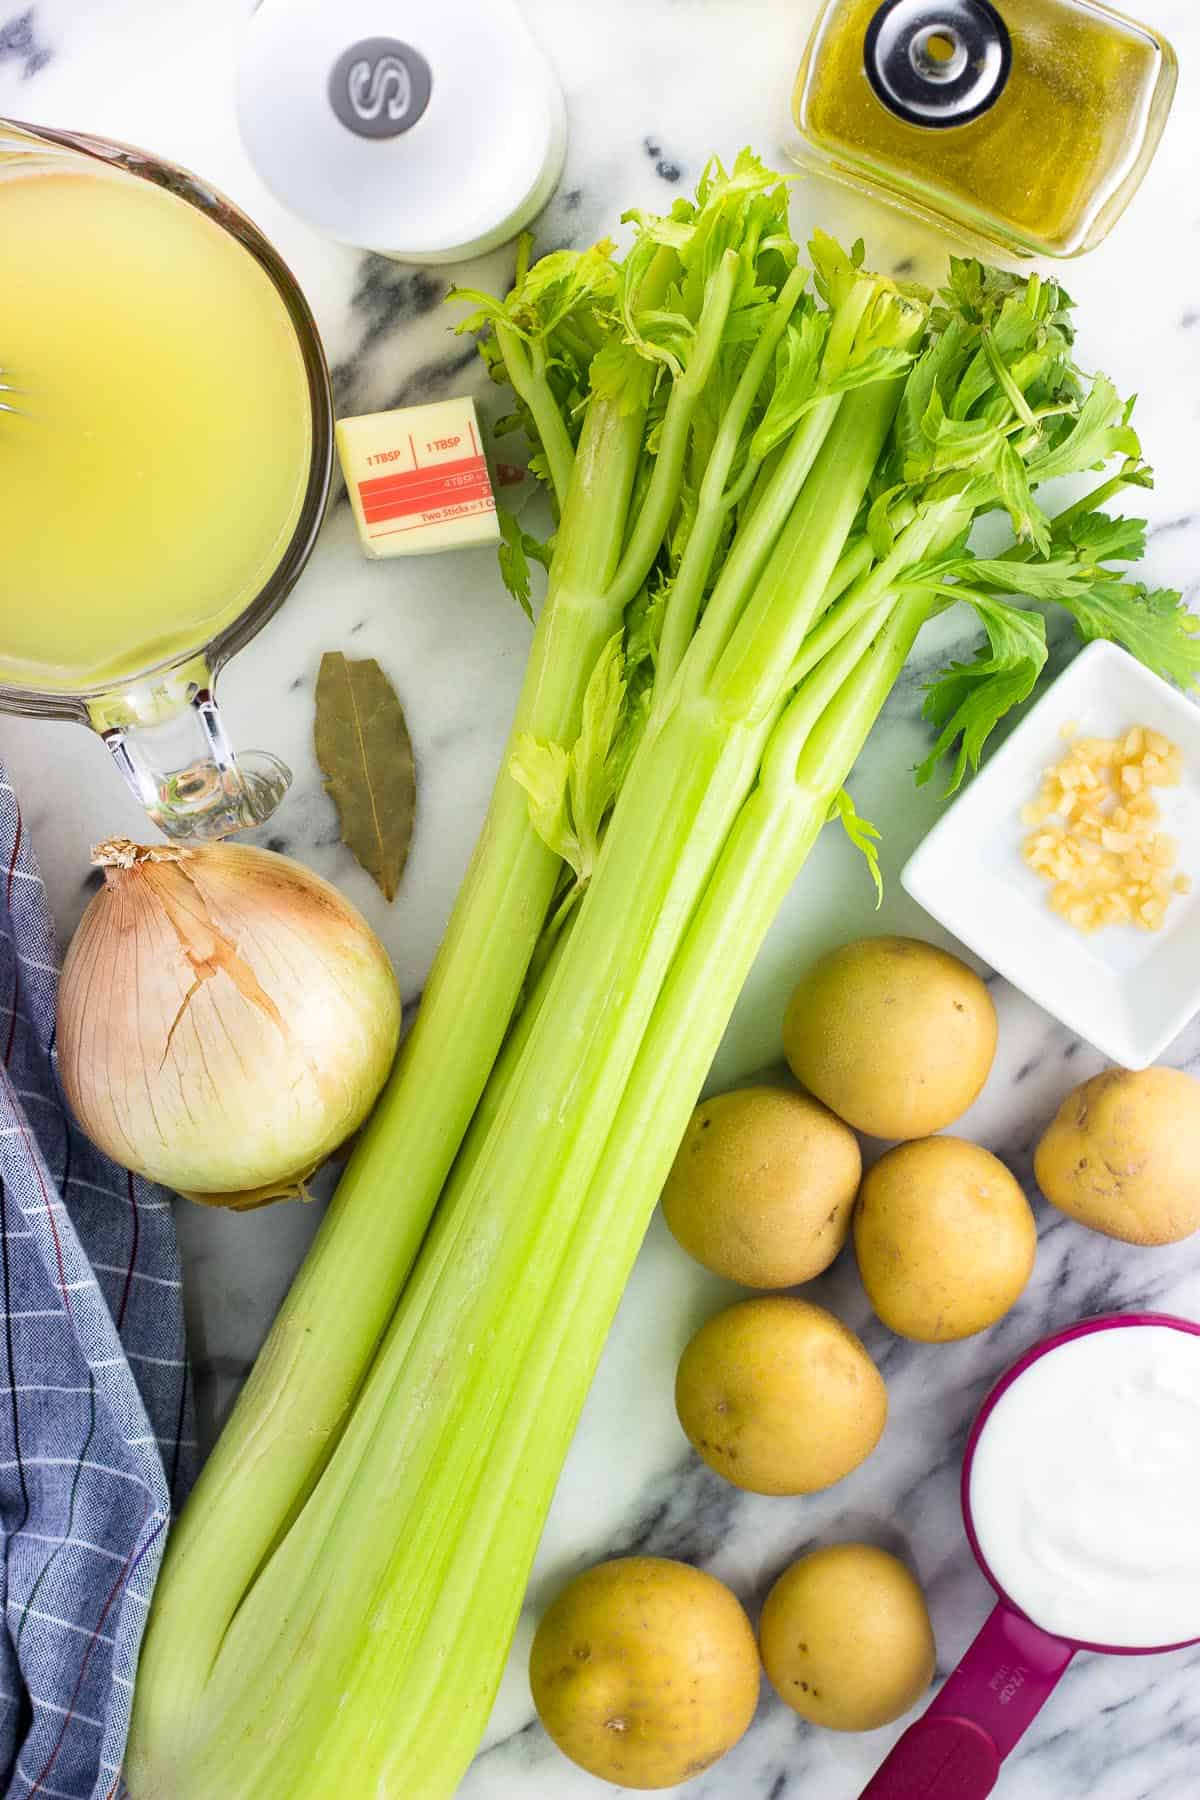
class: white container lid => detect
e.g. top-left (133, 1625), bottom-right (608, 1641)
top-left (236, 0), bottom-right (567, 263)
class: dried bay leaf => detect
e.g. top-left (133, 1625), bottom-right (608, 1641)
top-left (314, 652), bottom-right (415, 902)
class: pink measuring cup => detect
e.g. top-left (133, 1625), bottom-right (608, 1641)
top-left (860, 1311), bottom-right (1200, 1800)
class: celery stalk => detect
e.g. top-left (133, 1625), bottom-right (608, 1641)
top-left (184, 596), bottom-right (933, 1800)
top-left (128, 161), bottom-right (818, 1767)
top-left (493, 321), bottom-right (576, 507)
top-left (131, 344), bottom-right (921, 1800)
top-left (327, 598), bottom-right (939, 1800)
top-left (702, 382), bottom-right (922, 713)
top-left (134, 323), bottom-right (663, 1721)
top-left (605, 249), bottom-right (738, 610)
top-left (655, 262), bottom-right (810, 688)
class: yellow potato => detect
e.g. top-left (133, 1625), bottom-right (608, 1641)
top-left (854, 1136), bottom-right (1036, 1342)
top-left (783, 936), bottom-right (997, 1139)
top-left (661, 1085), bottom-right (862, 1288)
top-left (674, 1296), bottom-right (887, 1495)
top-left (529, 1556), bottom-right (760, 1789)
top-left (759, 1543), bottom-right (936, 1731)
top-left (1034, 1066), bottom-right (1200, 1245)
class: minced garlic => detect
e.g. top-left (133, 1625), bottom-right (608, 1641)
top-left (1022, 725), bottom-right (1189, 934)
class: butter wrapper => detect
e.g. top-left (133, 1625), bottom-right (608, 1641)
top-left (336, 397), bottom-right (500, 558)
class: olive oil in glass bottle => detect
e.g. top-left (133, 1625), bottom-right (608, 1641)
top-left (792, 0), bottom-right (1177, 257)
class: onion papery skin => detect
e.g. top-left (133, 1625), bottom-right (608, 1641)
top-left (58, 840), bottom-right (401, 1206)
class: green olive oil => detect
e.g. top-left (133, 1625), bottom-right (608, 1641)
top-left (793, 0), bottom-right (1177, 257)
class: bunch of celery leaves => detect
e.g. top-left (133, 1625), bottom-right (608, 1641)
top-left (128, 154), bottom-right (1199, 1799)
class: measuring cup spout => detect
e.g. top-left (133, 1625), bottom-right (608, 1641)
top-left (859, 1602), bottom-right (1074, 1799)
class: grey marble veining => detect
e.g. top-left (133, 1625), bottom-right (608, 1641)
top-left (2, 2), bottom-right (1200, 1795)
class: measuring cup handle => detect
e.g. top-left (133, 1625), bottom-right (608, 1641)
top-left (858, 1603), bottom-right (1075, 1799)
top-left (858, 1716), bottom-right (1001, 1799)
top-left (94, 676), bottom-right (291, 841)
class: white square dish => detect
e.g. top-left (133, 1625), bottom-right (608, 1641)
top-left (901, 640), bottom-right (1200, 1069)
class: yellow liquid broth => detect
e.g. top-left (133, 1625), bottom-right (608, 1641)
top-left (795, 0), bottom-right (1161, 252)
top-left (0, 165), bottom-right (312, 693)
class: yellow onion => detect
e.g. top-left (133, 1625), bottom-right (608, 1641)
top-left (58, 839), bottom-right (401, 1209)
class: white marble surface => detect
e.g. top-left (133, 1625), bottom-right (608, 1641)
top-left (3, 2), bottom-right (1200, 1796)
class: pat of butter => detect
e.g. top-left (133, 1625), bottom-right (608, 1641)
top-left (336, 398), bottom-right (500, 558)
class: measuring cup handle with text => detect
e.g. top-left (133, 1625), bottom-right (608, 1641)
top-left (859, 1603), bottom-right (1075, 1799)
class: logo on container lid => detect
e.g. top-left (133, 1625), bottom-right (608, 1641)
top-left (328, 38), bottom-right (433, 139)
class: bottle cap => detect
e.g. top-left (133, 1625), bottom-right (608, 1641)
top-left (864, 0), bottom-right (1012, 129)
top-left (236, 0), bottom-right (567, 263)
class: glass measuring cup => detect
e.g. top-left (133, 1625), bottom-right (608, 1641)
top-left (861, 1312), bottom-right (1200, 1798)
top-left (0, 118), bottom-right (333, 839)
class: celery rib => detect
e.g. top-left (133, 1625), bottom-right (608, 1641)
top-left (128, 212), bottom-right (789, 1779)
top-left (134, 364), bottom-right (916, 1800)
top-left (605, 249), bottom-right (739, 612)
top-left (127, 378), bottom-right (657, 1741)
top-left (655, 262), bottom-right (810, 690)
top-left (495, 321), bottom-right (576, 509)
top-left (782, 496), bottom-right (973, 701)
top-left (217, 593), bottom-right (936, 1800)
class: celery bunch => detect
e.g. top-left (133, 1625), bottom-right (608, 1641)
top-left (128, 156), bottom-right (1197, 1800)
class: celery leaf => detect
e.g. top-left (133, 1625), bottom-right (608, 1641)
top-left (822, 343), bottom-right (914, 398)
top-left (1050, 510), bottom-right (1147, 566)
top-left (451, 243), bottom-right (618, 349)
top-left (893, 318), bottom-right (970, 479)
top-left (570, 634), bottom-right (627, 880)
top-left (918, 593), bottom-right (1048, 790)
top-left (912, 384), bottom-right (1003, 478)
top-left (1027, 374), bottom-right (1141, 485)
top-left (750, 308), bottom-right (827, 458)
top-left (497, 511), bottom-right (551, 622)
top-left (809, 229), bottom-right (864, 312)
top-left (1056, 581), bottom-right (1200, 692)
top-left (990, 435), bottom-right (1050, 553)
top-left (830, 789), bottom-right (883, 905)
top-left (512, 635), bottom-right (630, 890)
top-left (867, 484), bottom-right (903, 560)
top-left (921, 555), bottom-right (1095, 603)
top-left (588, 342), bottom-right (653, 415)
top-left (450, 291), bottom-right (510, 338)
top-left (510, 735), bottom-right (579, 875)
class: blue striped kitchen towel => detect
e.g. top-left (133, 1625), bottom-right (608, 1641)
top-left (0, 774), bottom-right (192, 1800)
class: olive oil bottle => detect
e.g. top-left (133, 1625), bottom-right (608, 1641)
top-left (792, 0), bottom-right (1177, 257)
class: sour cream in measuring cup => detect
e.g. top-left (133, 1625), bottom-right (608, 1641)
top-left (861, 1316), bottom-right (1200, 1800)
top-left (968, 1323), bottom-right (1200, 1649)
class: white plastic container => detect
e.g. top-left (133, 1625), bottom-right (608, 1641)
top-left (236, 0), bottom-right (567, 263)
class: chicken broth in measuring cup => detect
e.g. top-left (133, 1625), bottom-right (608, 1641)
top-left (0, 118), bottom-right (331, 839)
top-left (0, 162), bottom-right (312, 693)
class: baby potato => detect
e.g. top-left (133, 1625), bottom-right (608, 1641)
top-left (854, 1137), bottom-right (1036, 1342)
top-left (661, 1085), bottom-right (862, 1288)
top-left (675, 1296), bottom-right (887, 1495)
top-left (783, 936), bottom-right (997, 1139)
top-left (759, 1543), bottom-right (935, 1731)
top-left (529, 1556), bottom-right (760, 1789)
top-left (1034, 1067), bottom-right (1200, 1245)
